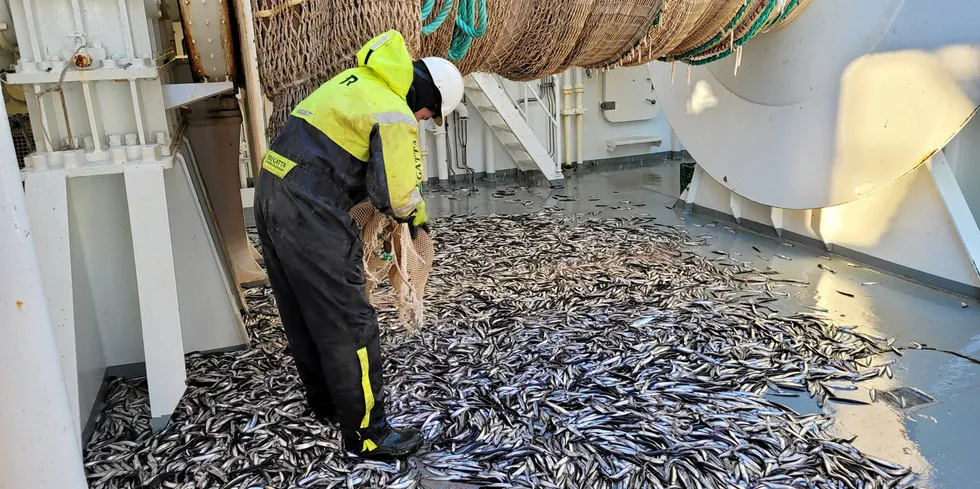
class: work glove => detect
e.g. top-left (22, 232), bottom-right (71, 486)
top-left (407, 199), bottom-right (429, 240)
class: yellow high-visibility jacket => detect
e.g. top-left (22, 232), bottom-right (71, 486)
top-left (261, 30), bottom-right (425, 222)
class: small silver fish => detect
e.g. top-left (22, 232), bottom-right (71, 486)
top-left (80, 212), bottom-right (913, 489)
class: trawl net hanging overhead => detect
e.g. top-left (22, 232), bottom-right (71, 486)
top-left (251, 0), bottom-right (811, 134)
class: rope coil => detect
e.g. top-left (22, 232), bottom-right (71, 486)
top-left (687, 0), bottom-right (780, 65)
top-left (421, 0), bottom-right (455, 35)
top-left (420, 0), bottom-right (488, 60)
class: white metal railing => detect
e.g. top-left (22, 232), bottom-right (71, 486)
top-left (494, 74), bottom-right (563, 164)
top-left (497, 74), bottom-right (561, 126)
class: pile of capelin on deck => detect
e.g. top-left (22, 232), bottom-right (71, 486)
top-left (84, 209), bottom-right (916, 489)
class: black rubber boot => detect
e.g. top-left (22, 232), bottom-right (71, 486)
top-left (343, 421), bottom-right (423, 460)
top-left (305, 405), bottom-right (336, 424)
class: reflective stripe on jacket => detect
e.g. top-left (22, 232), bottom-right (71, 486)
top-left (262, 30), bottom-right (423, 219)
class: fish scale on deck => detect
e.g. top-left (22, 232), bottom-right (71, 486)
top-left (83, 212), bottom-right (914, 489)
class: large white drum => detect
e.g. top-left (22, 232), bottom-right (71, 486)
top-left (650, 0), bottom-right (980, 209)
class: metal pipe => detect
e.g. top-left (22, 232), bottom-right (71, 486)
top-left (483, 122), bottom-right (495, 178)
top-left (562, 71), bottom-right (572, 168)
top-left (452, 109), bottom-right (475, 186)
top-left (434, 123), bottom-right (449, 182)
top-left (0, 99), bottom-right (88, 489)
top-left (552, 74), bottom-right (561, 174)
top-left (444, 118), bottom-right (455, 179)
top-left (574, 68), bottom-right (585, 167)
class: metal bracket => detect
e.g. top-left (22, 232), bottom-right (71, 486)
top-left (684, 166), bottom-right (704, 213)
top-left (162, 82), bottom-right (235, 110)
top-left (606, 136), bottom-right (662, 152)
top-left (927, 149), bottom-right (980, 281)
top-left (817, 206), bottom-right (840, 252)
top-left (771, 207), bottom-right (785, 237)
top-left (730, 192), bottom-right (743, 224)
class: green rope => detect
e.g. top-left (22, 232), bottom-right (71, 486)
top-left (447, 0), bottom-right (487, 61)
top-left (687, 0), bottom-right (779, 66)
top-left (664, 2), bottom-right (748, 62)
top-left (664, 0), bottom-right (802, 64)
top-left (766, 0), bottom-right (801, 29)
top-left (420, 0), bottom-right (436, 20)
top-left (420, 0), bottom-right (455, 36)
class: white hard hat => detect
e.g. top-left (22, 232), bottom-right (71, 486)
top-left (419, 57), bottom-right (464, 126)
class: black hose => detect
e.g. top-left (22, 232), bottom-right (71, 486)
top-left (445, 118), bottom-right (456, 180)
top-left (452, 112), bottom-right (476, 187)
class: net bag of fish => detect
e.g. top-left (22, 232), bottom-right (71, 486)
top-left (349, 200), bottom-right (434, 330)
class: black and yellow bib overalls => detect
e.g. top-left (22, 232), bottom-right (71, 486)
top-left (253, 30), bottom-right (425, 451)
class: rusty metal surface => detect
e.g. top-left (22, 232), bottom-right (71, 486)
top-left (178, 0), bottom-right (237, 82)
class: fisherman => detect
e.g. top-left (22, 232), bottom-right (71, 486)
top-left (253, 30), bottom-right (464, 459)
